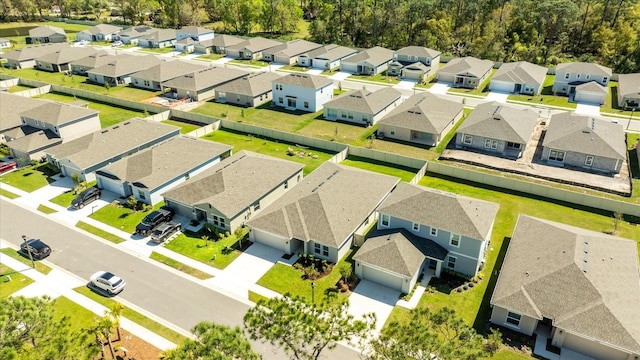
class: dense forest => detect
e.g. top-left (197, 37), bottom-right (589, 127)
top-left (1, 0), bottom-right (639, 73)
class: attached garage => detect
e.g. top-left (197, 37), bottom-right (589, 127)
top-left (359, 263), bottom-right (404, 291)
top-left (437, 72), bottom-right (455, 83)
top-left (250, 228), bottom-right (287, 253)
top-left (560, 332), bottom-right (630, 360)
top-left (489, 80), bottom-right (515, 93)
top-left (96, 171), bottom-right (128, 197)
top-left (340, 62), bottom-right (358, 73)
top-left (574, 82), bottom-right (607, 105)
top-left (163, 199), bottom-right (195, 219)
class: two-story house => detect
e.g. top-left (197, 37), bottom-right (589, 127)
top-left (387, 46), bottom-right (441, 82)
top-left (272, 73), bottom-right (334, 112)
top-left (552, 62), bottom-right (612, 104)
top-left (617, 73), bottom-right (640, 110)
top-left (175, 26), bottom-right (214, 53)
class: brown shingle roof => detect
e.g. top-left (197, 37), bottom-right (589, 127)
top-left (275, 73), bottom-right (333, 89)
top-left (342, 46), bottom-right (394, 67)
top-left (324, 87), bottom-right (402, 114)
top-left (214, 71), bottom-right (283, 97)
top-left (130, 60), bottom-right (207, 83)
top-left (378, 92), bottom-right (463, 134)
top-left (161, 66), bottom-right (249, 92)
top-left (440, 56), bottom-right (494, 78)
top-left (20, 101), bottom-right (98, 126)
top-left (458, 102), bottom-right (538, 144)
top-left (492, 61), bottom-right (548, 87)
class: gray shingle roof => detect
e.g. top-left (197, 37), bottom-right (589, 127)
top-left (178, 26), bottom-right (213, 35)
top-left (267, 39), bottom-right (322, 58)
top-left (97, 136), bottom-right (231, 190)
top-left (394, 46), bottom-right (441, 59)
top-left (492, 61), bottom-right (548, 87)
top-left (7, 129), bottom-right (62, 153)
top-left (378, 92), bottom-right (463, 134)
top-left (576, 80), bottom-right (608, 94)
top-left (324, 87), bottom-right (402, 115)
top-left (89, 54), bottom-right (161, 77)
top-left (119, 26), bottom-right (157, 38)
top-left (247, 162), bottom-right (400, 248)
top-left (314, 45), bottom-right (357, 62)
top-left (71, 51), bottom-right (125, 69)
top-left (46, 118), bottom-right (180, 169)
top-left (28, 25), bottom-right (65, 38)
top-left (354, 228), bottom-right (448, 277)
top-left (162, 150), bottom-right (304, 218)
top-left (80, 24), bottom-right (122, 36)
top-left (378, 182), bottom-right (499, 240)
top-left (196, 34), bottom-right (244, 49)
top-left (131, 60), bottom-right (207, 83)
top-left (227, 37), bottom-right (282, 53)
top-left (458, 102), bottom-right (538, 143)
top-left (36, 46), bottom-right (97, 65)
top-left (140, 28), bottom-right (176, 43)
top-left (556, 62), bottom-right (612, 77)
top-left (0, 93), bottom-right (47, 131)
top-left (161, 66), bottom-right (249, 92)
top-left (543, 112), bottom-right (626, 159)
top-left (617, 73), bottom-right (640, 99)
top-left (491, 215), bottom-right (640, 354)
top-left (440, 56), bottom-right (494, 78)
top-left (275, 73), bottom-right (333, 89)
top-left (302, 44), bottom-right (338, 59)
top-left (20, 101), bottom-right (98, 126)
top-left (214, 71), bottom-right (283, 97)
top-left (342, 46), bottom-right (394, 67)
top-left (4, 43), bottom-right (69, 61)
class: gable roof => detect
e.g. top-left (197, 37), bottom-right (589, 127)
top-left (314, 45), bottom-right (357, 62)
top-left (118, 26), bottom-right (157, 39)
top-left (378, 92), bottom-right (463, 134)
top-left (36, 46), bottom-right (97, 65)
top-left (617, 73), bottom-right (640, 98)
top-left (178, 26), bottom-right (213, 35)
top-left (324, 87), bottom-right (402, 115)
top-left (354, 228), bottom-right (448, 277)
top-left (20, 101), bottom-right (98, 126)
top-left (302, 44), bottom-right (339, 58)
top-left (491, 215), bottom-right (640, 354)
top-left (227, 37), bottom-right (282, 53)
top-left (458, 102), bottom-right (538, 144)
top-left (275, 73), bottom-right (333, 89)
top-left (140, 28), bottom-right (176, 43)
top-left (89, 54), bottom-right (161, 77)
top-left (7, 129), bottom-right (62, 153)
top-left (130, 60), bottom-right (207, 83)
top-left (440, 56), bottom-right (494, 78)
top-left (29, 25), bottom-right (65, 38)
top-left (543, 112), bottom-right (626, 159)
top-left (247, 162), bottom-right (400, 248)
top-left (80, 24), bottom-right (122, 36)
top-left (492, 61), bottom-right (548, 87)
top-left (556, 62), bottom-right (612, 77)
top-left (0, 93), bottom-right (48, 131)
top-left (97, 136), bottom-right (231, 190)
top-left (394, 46), bottom-right (441, 59)
top-left (162, 150), bottom-right (304, 218)
top-left (46, 118), bottom-right (180, 169)
top-left (196, 34), bottom-right (244, 49)
top-left (575, 80), bottom-right (608, 95)
top-left (161, 66), bottom-right (249, 92)
top-left (378, 182), bottom-right (499, 240)
top-left (267, 39), bottom-right (322, 58)
top-left (214, 71), bottom-right (283, 97)
top-left (4, 43), bottom-right (69, 61)
top-left (71, 51), bottom-right (125, 69)
top-left (342, 46), bottom-right (394, 67)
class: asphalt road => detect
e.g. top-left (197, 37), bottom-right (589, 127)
top-left (0, 199), bottom-right (360, 359)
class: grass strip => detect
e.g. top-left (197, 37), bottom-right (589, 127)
top-left (0, 248), bottom-right (52, 274)
top-left (149, 252), bottom-right (212, 280)
top-left (37, 204), bottom-right (57, 214)
top-left (76, 221), bottom-right (125, 244)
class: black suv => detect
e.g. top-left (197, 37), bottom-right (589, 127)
top-left (135, 206), bottom-right (175, 236)
top-left (20, 239), bottom-right (52, 260)
top-left (150, 221), bottom-right (181, 243)
top-left (71, 187), bottom-right (101, 209)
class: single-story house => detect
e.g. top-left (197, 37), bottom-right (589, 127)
top-left (4, 43), bottom-right (69, 69)
top-left (176, 26), bottom-right (214, 42)
top-left (552, 62), bottom-right (612, 103)
top-left (323, 87), bottom-right (403, 126)
top-left (162, 66), bottom-right (248, 101)
top-left (437, 56), bottom-right (494, 89)
top-left (137, 29), bottom-right (177, 49)
top-left (490, 215), bottom-right (640, 360)
top-left (130, 60), bottom-right (207, 91)
top-left (194, 34), bottom-right (244, 54)
top-left (377, 92), bottom-right (464, 146)
top-left (617, 73), bottom-right (640, 109)
top-left (340, 46), bottom-right (394, 75)
top-left (489, 61), bottom-right (548, 95)
top-left (387, 46), bottom-right (441, 82)
top-left (247, 162), bottom-right (400, 263)
top-left (75, 24), bottom-right (122, 42)
top-left (261, 39), bottom-right (322, 64)
top-left (163, 150), bottom-right (304, 233)
top-left (542, 112), bottom-right (626, 174)
top-left (34, 46), bottom-right (97, 73)
top-left (215, 71), bottom-right (282, 107)
top-left (297, 44), bottom-right (357, 70)
top-left (115, 26), bottom-right (158, 45)
top-left (272, 73), bottom-right (334, 112)
top-left (0, 93), bottom-right (47, 143)
top-left (175, 38), bottom-right (196, 53)
top-left (96, 136), bottom-right (231, 205)
top-left (456, 102), bottom-right (538, 159)
top-left (0, 38), bottom-right (12, 49)
top-left (355, 182), bottom-right (499, 292)
top-left (26, 25), bottom-right (67, 44)
top-left (87, 54), bottom-right (161, 86)
top-left (70, 51), bottom-right (122, 75)
top-left (46, 118), bottom-right (180, 181)
top-left (225, 37), bottom-right (283, 60)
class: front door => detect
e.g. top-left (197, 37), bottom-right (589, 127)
top-left (287, 98), bottom-right (297, 108)
top-left (428, 259), bottom-right (437, 270)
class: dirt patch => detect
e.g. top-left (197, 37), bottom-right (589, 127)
top-left (94, 328), bottom-right (163, 360)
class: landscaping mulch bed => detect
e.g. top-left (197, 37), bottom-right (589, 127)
top-left (94, 328), bottom-right (162, 360)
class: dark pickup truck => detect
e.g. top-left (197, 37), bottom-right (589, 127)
top-left (135, 206), bottom-right (175, 236)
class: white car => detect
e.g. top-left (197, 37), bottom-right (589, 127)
top-left (90, 271), bottom-right (126, 295)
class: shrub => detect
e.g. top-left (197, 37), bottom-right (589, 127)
top-left (190, 219), bottom-right (199, 226)
top-left (469, 282), bottom-right (475, 288)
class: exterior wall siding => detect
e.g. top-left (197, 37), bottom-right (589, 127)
top-left (58, 115), bottom-right (101, 140)
top-left (553, 331), bottom-right (635, 360)
top-left (489, 307), bottom-right (537, 336)
top-left (552, 70), bottom-right (609, 95)
top-left (542, 147), bottom-right (621, 173)
top-left (272, 83), bottom-right (334, 112)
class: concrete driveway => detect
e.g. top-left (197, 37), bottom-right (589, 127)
top-left (428, 82), bottom-right (451, 95)
top-left (330, 71), bottom-right (352, 81)
top-left (486, 91), bottom-right (509, 103)
top-left (394, 80), bottom-right (417, 91)
top-left (348, 280), bottom-right (400, 334)
top-left (575, 103), bottom-right (602, 116)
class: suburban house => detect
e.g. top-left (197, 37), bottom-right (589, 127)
top-left (455, 102), bottom-right (538, 159)
top-left (95, 137), bottom-right (231, 205)
top-left (552, 62), bottom-right (612, 104)
top-left (247, 162), bottom-right (400, 263)
top-left (340, 46), bottom-right (394, 75)
top-left (297, 44), bottom-right (357, 70)
top-left (26, 25), bottom-right (67, 44)
top-left (115, 26), bottom-right (158, 45)
top-left (489, 61), bottom-right (548, 95)
top-left (542, 112), bottom-right (626, 174)
top-left (225, 37), bottom-right (283, 60)
top-left (490, 215), bottom-right (640, 360)
top-left (0, 38), bottom-right (12, 49)
top-left (0, 93), bottom-right (47, 143)
top-left (377, 92), bottom-right (464, 146)
top-left (194, 34), bottom-right (244, 54)
top-left (215, 71), bottom-right (282, 107)
top-left (175, 38), bottom-right (197, 53)
top-left (261, 39), bottom-right (322, 64)
top-left (163, 150), bottom-right (304, 233)
top-left (130, 60), bottom-right (207, 91)
top-left (176, 26), bottom-right (214, 42)
top-left (438, 57), bottom-right (494, 89)
top-left (87, 55), bottom-right (161, 86)
top-left (46, 118), bottom-right (180, 181)
top-left (34, 46), bottom-right (97, 73)
top-left (162, 66), bottom-right (248, 101)
top-left (387, 46), bottom-right (441, 82)
top-left (355, 182), bottom-right (499, 292)
top-left (75, 24), bottom-right (122, 42)
top-left (137, 29), bottom-right (177, 48)
top-left (70, 51), bottom-right (122, 75)
top-left (4, 43), bottom-right (68, 69)
top-left (617, 73), bottom-right (640, 109)
top-left (323, 87), bottom-right (403, 126)
top-left (7, 101), bottom-right (101, 163)
top-left (272, 73), bottom-right (334, 112)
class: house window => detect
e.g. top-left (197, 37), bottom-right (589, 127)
top-left (576, 73), bottom-right (581, 79)
top-left (304, 101), bottom-right (309, 109)
top-left (279, 97), bottom-right (283, 104)
top-left (585, 155), bottom-right (594, 166)
top-left (219, 218), bottom-right (226, 229)
top-left (549, 149), bottom-right (565, 162)
top-left (362, 115), bottom-right (368, 122)
top-left (506, 142), bottom-right (521, 149)
top-left (284, 182), bottom-right (289, 189)
top-left (447, 256), bottom-right (456, 269)
top-left (144, 80), bottom-right (150, 87)
top-left (564, 73), bottom-right (570, 80)
top-left (380, 214), bottom-right (390, 227)
top-left (253, 202), bottom-right (260, 211)
top-left (430, 227), bottom-right (438, 237)
top-left (137, 190), bottom-right (145, 200)
top-left (314, 243), bottom-right (321, 254)
top-left (585, 74), bottom-right (590, 80)
top-left (412, 223), bottom-right (420, 231)
top-left (463, 134), bottom-right (472, 144)
top-left (603, 76), bottom-right (608, 83)
top-left (450, 233), bottom-right (461, 247)
top-left (322, 245), bottom-right (329, 257)
top-left (484, 139), bottom-right (498, 149)
top-left (506, 312), bottom-right (521, 327)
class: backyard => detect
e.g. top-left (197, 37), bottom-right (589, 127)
top-left (161, 119), bottom-right (202, 134)
top-left (0, 21), bottom-right (92, 50)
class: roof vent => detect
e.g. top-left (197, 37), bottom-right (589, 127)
top-left (493, 117), bottom-right (501, 121)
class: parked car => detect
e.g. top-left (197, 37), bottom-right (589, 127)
top-left (150, 221), bottom-right (181, 243)
top-left (111, 41), bottom-right (123, 47)
top-left (0, 161), bottom-right (18, 174)
top-left (135, 206), bottom-right (175, 236)
top-left (20, 238), bottom-right (51, 260)
top-left (89, 271), bottom-right (126, 295)
top-left (71, 187), bottom-right (101, 209)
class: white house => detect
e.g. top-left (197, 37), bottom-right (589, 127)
top-left (272, 73), bottom-right (334, 112)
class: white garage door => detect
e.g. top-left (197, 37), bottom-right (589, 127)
top-left (489, 80), bottom-right (514, 93)
top-left (361, 265), bottom-right (403, 291)
top-left (437, 73), bottom-right (455, 83)
top-left (97, 175), bottom-right (126, 196)
top-left (253, 229), bottom-right (286, 252)
top-left (340, 62), bottom-right (357, 73)
top-left (311, 59), bottom-right (327, 69)
top-left (575, 92), bottom-right (604, 105)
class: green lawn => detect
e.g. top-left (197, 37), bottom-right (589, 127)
top-left (37, 204), bottom-right (57, 214)
top-left (348, 71), bottom-right (400, 85)
top-left (163, 230), bottom-right (245, 270)
top-left (136, 47), bottom-right (176, 54)
top-left (149, 252), bottom-right (212, 279)
top-left (50, 181), bottom-right (96, 208)
top-left (0, 188), bottom-right (20, 199)
top-left (279, 64), bottom-right (309, 72)
top-left (0, 163), bottom-right (54, 192)
top-left (201, 128), bottom-right (335, 176)
top-left (507, 75), bottom-right (577, 109)
top-left (447, 69), bottom-right (495, 97)
top-left (0, 264), bottom-right (34, 297)
top-left (161, 119), bottom-right (201, 134)
top-left (601, 81), bottom-right (636, 115)
top-left (194, 53), bottom-right (225, 61)
top-left (0, 248), bottom-right (53, 274)
top-left (89, 201), bottom-right (165, 235)
top-left (51, 296), bottom-right (98, 332)
top-left (76, 221), bottom-right (125, 244)
top-left (229, 59), bottom-right (270, 67)
top-left (340, 155), bottom-right (418, 182)
top-left (0, 21), bottom-right (92, 50)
